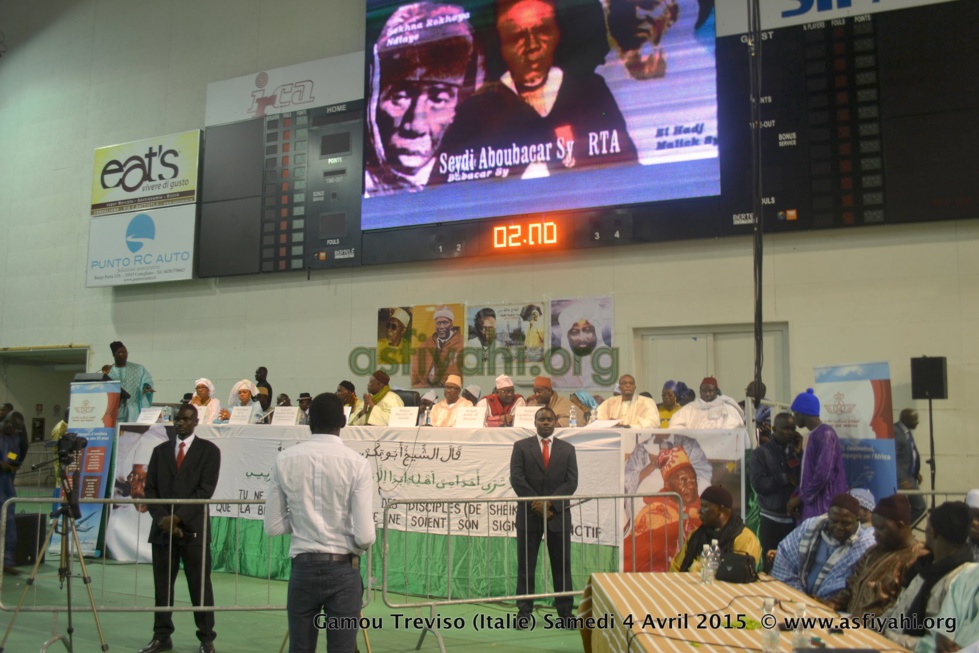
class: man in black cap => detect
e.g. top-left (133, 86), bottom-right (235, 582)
top-left (882, 501), bottom-right (975, 650)
top-left (825, 493), bottom-right (925, 615)
top-left (297, 393), bottom-right (312, 426)
top-left (669, 485), bottom-right (761, 573)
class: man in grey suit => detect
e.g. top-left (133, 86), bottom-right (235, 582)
top-left (140, 404), bottom-right (221, 653)
top-left (894, 408), bottom-right (925, 525)
top-left (510, 406), bottom-right (578, 629)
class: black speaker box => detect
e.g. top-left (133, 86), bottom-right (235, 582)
top-left (14, 513), bottom-right (47, 566)
top-left (911, 357), bottom-right (948, 400)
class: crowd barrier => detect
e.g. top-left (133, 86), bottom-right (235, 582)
top-left (381, 492), bottom-right (685, 652)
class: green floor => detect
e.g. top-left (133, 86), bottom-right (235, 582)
top-left (0, 559), bottom-right (582, 652)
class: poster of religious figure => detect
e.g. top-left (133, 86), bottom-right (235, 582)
top-left (409, 303), bottom-right (466, 388)
top-left (377, 306), bottom-right (413, 366)
top-left (547, 296), bottom-right (614, 389)
top-left (466, 302), bottom-right (549, 366)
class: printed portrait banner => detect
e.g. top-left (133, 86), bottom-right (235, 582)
top-left (841, 438), bottom-right (899, 503)
top-left (49, 382), bottom-right (121, 556)
top-left (814, 361), bottom-right (894, 440)
top-left (377, 306), bottom-right (414, 366)
top-left (86, 204), bottom-right (196, 287)
top-left (199, 425), bottom-right (622, 545)
top-left (105, 424), bottom-right (173, 562)
top-left (91, 130), bottom-right (200, 216)
top-left (466, 302), bottom-right (549, 364)
top-left (409, 303), bottom-right (466, 388)
top-left (620, 429), bottom-right (746, 572)
top-left (548, 296), bottom-right (616, 389)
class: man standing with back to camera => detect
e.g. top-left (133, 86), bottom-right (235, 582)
top-left (264, 393), bottom-right (375, 653)
top-left (140, 404), bottom-right (220, 653)
top-left (510, 406), bottom-right (578, 629)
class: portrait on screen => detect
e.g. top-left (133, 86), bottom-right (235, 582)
top-left (409, 302), bottom-right (466, 387)
top-left (620, 429), bottom-right (743, 572)
top-left (363, 0), bottom-right (719, 230)
top-left (547, 295), bottom-right (613, 388)
top-left (378, 306), bottom-right (414, 365)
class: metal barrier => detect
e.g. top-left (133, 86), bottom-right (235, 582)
top-left (0, 496), bottom-right (372, 614)
top-left (381, 492), bottom-right (685, 652)
top-left (898, 489), bottom-right (973, 529)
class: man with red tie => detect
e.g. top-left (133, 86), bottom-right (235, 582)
top-left (140, 404), bottom-right (221, 653)
top-left (509, 406), bottom-right (578, 629)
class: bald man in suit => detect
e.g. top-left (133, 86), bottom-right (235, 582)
top-left (140, 404), bottom-right (220, 653)
top-left (510, 406), bottom-right (578, 629)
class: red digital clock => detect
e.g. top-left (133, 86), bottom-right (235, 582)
top-left (492, 221), bottom-right (559, 249)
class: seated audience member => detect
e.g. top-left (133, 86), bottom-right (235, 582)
top-left (749, 412), bottom-right (801, 556)
top-left (477, 374), bottom-right (526, 427)
top-left (277, 393), bottom-right (292, 407)
top-left (659, 380), bottom-right (686, 427)
top-left (825, 494), bottom-right (926, 616)
top-left (350, 371), bottom-right (404, 426)
top-left (786, 388), bottom-right (847, 521)
top-left (883, 502), bottom-right (976, 651)
top-left (190, 378), bottom-right (222, 424)
top-left (418, 390), bottom-right (437, 425)
top-left (921, 562), bottom-right (979, 653)
top-left (771, 493), bottom-right (876, 600)
top-left (336, 381), bottom-right (359, 417)
top-left (968, 489), bottom-right (979, 561)
top-left (217, 379), bottom-right (264, 423)
top-left (569, 391), bottom-right (598, 425)
top-left (679, 387), bottom-right (696, 406)
top-left (596, 374), bottom-right (659, 427)
top-left (850, 488), bottom-right (876, 529)
top-left (669, 485), bottom-right (761, 574)
top-left (462, 384), bottom-right (482, 406)
top-left (297, 392), bottom-right (311, 425)
top-left (429, 374), bottom-right (472, 427)
top-left (527, 376), bottom-right (571, 428)
top-left (669, 376), bottom-right (745, 429)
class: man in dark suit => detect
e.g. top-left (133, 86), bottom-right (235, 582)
top-left (139, 404), bottom-right (220, 653)
top-left (510, 406), bottom-right (578, 629)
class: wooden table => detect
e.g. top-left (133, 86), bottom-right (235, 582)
top-left (578, 572), bottom-right (908, 652)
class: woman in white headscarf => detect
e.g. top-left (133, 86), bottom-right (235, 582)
top-left (216, 379), bottom-right (263, 424)
top-left (190, 378), bottom-right (222, 424)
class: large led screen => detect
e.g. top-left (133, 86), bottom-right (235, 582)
top-left (362, 0), bottom-right (720, 230)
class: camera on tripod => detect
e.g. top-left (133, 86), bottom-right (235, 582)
top-left (47, 432), bottom-right (88, 464)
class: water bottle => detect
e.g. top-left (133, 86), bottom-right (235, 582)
top-left (569, 405), bottom-right (577, 428)
top-left (761, 597), bottom-right (780, 653)
top-left (424, 407), bottom-right (431, 426)
top-left (700, 544), bottom-right (713, 585)
top-left (709, 539), bottom-right (720, 580)
top-left (791, 602), bottom-right (810, 651)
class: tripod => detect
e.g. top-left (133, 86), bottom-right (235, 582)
top-left (0, 457), bottom-right (109, 652)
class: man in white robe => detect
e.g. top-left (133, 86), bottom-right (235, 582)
top-left (669, 376), bottom-right (744, 429)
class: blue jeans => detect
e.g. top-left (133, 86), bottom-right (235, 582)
top-left (288, 555), bottom-right (362, 653)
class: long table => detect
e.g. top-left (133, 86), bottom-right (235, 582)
top-left (578, 571), bottom-right (908, 652)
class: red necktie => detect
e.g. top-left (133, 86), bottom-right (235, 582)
top-left (542, 438), bottom-right (550, 470)
top-left (176, 442), bottom-right (185, 470)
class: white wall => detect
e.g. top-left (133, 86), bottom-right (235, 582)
top-left (0, 1), bottom-right (975, 491)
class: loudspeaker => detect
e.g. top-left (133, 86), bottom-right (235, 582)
top-left (911, 357), bottom-right (948, 400)
top-left (14, 513), bottom-right (46, 566)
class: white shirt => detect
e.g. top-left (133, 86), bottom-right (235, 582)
top-left (175, 434), bottom-right (196, 460)
top-left (263, 433), bottom-right (376, 556)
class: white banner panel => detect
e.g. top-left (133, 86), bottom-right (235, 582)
top-left (90, 130), bottom-right (200, 216)
top-left (204, 52), bottom-right (364, 126)
top-left (715, 0), bottom-right (956, 37)
top-left (86, 204), bottom-right (196, 287)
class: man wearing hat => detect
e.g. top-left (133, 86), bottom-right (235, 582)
top-left (297, 393), bottom-right (312, 426)
top-left (527, 376), bottom-right (572, 427)
top-left (596, 374), bottom-right (659, 427)
top-left (417, 390), bottom-right (438, 426)
top-left (670, 485), bottom-right (761, 574)
top-left (786, 388), bottom-right (848, 521)
top-left (410, 305), bottom-right (463, 388)
top-left (477, 374), bottom-right (526, 427)
top-left (379, 308), bottom-right (412, 366)
top-left (429, 374), bottom-right (472, 427)
top-left (350, 371), bottom-right (404, 426)
top-left (825, 494), bottom-right (925, 616)
top-left (849, 488), bottom-right (876, 529)
top-left (669, 376), bottom-right (744, 429)
top-left (107, 341), bottom-right (155, 423)
top-left (335, 381), bottom-right (360, 418)
top-left (462, 384), bottom-right (482, 406)
top-left (772, 492), bottom-right (876, 600)
top-left (882, 501), bottom-right (976, 651)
